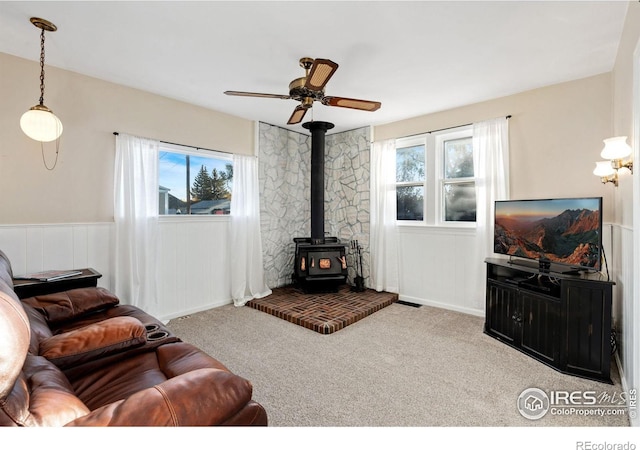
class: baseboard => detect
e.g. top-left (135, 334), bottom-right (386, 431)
top-left (160, 298), bottom-right (233, 323)
top-left (398, 294), bottom-right (484, 317)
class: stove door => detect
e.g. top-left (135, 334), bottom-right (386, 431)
top-left (308, 250), bottom-right (344, 276)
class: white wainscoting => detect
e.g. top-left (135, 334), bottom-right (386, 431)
top-left (397, 224), bottom-right (615, 320)
top-left (611, 224), bottom-right (635, 425)
top-left (0, 223), bottom-right (114, 290)
top-left (397, 226), bottom-right (483, 316)
top-left (0, 218), bottom-right (234, 322)
top-left (155, 217), bottom-right (232, 321)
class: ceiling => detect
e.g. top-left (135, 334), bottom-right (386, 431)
top-left (0, 1), bottom-right (630, 135)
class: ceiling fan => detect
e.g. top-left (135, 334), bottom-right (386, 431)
top-left (224, 57), bottom-right (381, 125)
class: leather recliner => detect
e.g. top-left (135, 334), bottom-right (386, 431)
top-left (0, 250), bottom-right (267, 426)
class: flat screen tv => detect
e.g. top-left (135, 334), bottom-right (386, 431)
top-left (494, 197), bottom-right (602, 272)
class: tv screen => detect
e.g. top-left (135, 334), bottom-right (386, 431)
top-left (494, 197), bottom-right (602, 272)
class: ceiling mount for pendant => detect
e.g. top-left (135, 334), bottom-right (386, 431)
top-left (30, 17), bottom-right (57, 32)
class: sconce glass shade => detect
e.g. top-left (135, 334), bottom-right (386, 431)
top-left (600, 136), bottom-right (632, 160)
top-left (593, 161), bottom-right (616, 177)
top-left (20, 105), bottom-right (63, 142)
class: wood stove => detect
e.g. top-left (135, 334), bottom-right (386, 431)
top-left (293, 121), bottom-right (348, 293)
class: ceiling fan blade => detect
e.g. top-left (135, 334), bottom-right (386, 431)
top-left (322, 96), bottom-right (381, 112)
top-left (287, 105), bottom-right (308, 125)
top-left (224, 90), bottom-right (292, 100)
top-left (305, 59), bottom-right (339, 91)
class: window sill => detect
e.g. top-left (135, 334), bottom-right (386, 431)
top-left (159, 215), bottom-right (231, 223)
top-left (397, 223), bottom-right (476, 236)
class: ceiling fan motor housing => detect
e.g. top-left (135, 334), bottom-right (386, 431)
top-left (288, 77), bottom-right (324, 103)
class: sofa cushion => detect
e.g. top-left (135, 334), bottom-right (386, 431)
top-left (22, 287), bottom-right (119, 324)
top-left (39, 316), bottom-right (147, 370)
top-left (69, 342), bottom-right (231, 411)
top-left (66, 368), bottom-right (254, 426)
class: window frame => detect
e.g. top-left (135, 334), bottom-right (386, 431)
top-left (395, 137), bottom-right (428, 223)
top-left (395, 125), bottom-right (475, 228)
top-left (434, 126), bottom-right (475, 227)
top-left (158, 142), bottom-right (233, 218)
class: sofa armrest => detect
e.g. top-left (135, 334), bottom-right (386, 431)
top-left (39, 316), bottom-right (147, 369)
top-left (65, 368), bottom-right (255, 426)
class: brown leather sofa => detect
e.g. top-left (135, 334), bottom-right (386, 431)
top-left (0, 249), bottom-right (267, 426)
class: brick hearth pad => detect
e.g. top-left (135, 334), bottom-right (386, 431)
top-left (246, 284), bottom-right (398, 334)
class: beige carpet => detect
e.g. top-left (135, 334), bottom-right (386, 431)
top-left (167, 301), bottom-right (629, 427)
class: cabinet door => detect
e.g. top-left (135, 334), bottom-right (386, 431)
top-left (563, 280), bottom-right (612, 380)
top-left (520, 291), bottom-right (560, 364)
top-left (486, 280), bottom-right (520, 345)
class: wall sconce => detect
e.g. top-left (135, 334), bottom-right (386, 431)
top-left (20, 17), bottom-right (63, 170)
top-left (593, 136), bottom-right (633, 186)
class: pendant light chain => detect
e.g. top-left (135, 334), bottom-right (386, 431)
top-left (41, 138), bottom-right (60, 171)
top-left (39, 27), bottom-right (46, 106)
top-left (39, 24), bottom-right (59, 170)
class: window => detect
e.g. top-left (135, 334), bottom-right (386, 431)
top-left (439, 132), bottom-right (476, 222)
top-left (395, 126), bottom-right (474, 225)
top-left (396, 144), bottom-right (425, 221)
top-left (158, 143), bottom-right (233, 215)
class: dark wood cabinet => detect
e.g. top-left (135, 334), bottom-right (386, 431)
top-left (484, 258), bottom-right (613, 384)
top-left (13, 268), bottom-right (102, 299)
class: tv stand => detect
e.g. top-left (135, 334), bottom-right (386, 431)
top-left (506, 257), bottom-right (585, 275)
top-left (485, 257), bottom-right (614, 383)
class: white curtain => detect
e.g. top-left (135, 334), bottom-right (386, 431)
top-left (473, 117), bottom-right (510, 307)
top-left (370, 139), bottom-right (399, 293)
top-left (114, 133), bottom-right (160, 315)
top-left (230, 154), bottom-right (272, 306)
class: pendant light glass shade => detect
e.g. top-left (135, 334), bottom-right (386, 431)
top-left (20, 105), bottom-right (63, 142)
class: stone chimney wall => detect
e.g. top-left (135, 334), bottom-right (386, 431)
top-left (258, 122), bottom-right (370, 289)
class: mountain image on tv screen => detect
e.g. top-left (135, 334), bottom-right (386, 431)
top-left (494, 198), bottom-right (602, 270)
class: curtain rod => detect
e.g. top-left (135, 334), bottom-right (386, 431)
top-left (396, 115), bottom-right (512, 140)
top-left (112, 132), bottom-right (233, 156)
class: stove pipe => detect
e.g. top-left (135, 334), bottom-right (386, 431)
top-left (302, 121), bottom-right (334, 245)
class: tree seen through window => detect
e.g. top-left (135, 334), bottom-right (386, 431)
top-left (159, 148), bottom-right (233, 215)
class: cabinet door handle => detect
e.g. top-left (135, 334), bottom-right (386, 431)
top-left (512, 313), bottom-right (522, 323)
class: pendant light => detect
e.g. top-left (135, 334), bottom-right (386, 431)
top-left (20, 18), bottom-right (63, 144)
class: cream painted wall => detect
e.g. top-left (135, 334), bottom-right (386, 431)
top-left (0, 52), bottom-right (254, 224)
top-left (374, 73), bottom-right (615, 222)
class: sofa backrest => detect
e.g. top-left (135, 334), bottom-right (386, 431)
top-left (0, 250), bottom-right (13, 290)
top-left (0, 279), bottom-right (32, 425)
top-left (0, 250), bottom-right (90, 426)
